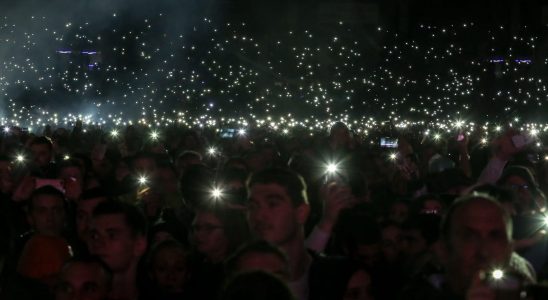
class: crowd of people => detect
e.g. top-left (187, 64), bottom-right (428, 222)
top-left (1, 121), bottom-right (548, 300)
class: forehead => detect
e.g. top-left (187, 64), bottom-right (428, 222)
top-left (193, 212), bottom-right (221, 224)
top-left (62, 262), bottom-right (105, 282)
top-left (92, 214), bottom-right (129, 230)
top-left (32, 194), bottom-right (64, 206)
top-left (250, 183), bottom-right (290, 199)
top-left (451, 200), bottom-right (507, 232)
top-left (31, 143), bottom-right (50, 152)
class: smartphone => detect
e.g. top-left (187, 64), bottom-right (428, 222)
top-left (512, 134), bottom-right (533, 149)
top-left (380, 137), bottom-right (398, 148)
top-left (220, 129), bottom-right (235, 139)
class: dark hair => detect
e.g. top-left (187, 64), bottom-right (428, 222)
top-left (130, 152), bottom-right (158, 171)
top-left (193, 204), bottom-right (250, 254)
top-left (30, 136), bottom-right (53, 150)
top-left (146, 239), bottom-right (187, 273)
top-left (440, 193), bottom-right (512, 244)
top-left (247, 168), bottom-right (308, 206)
top-left (220, 271), bottom-right (295, 300)
top-left (93, 200), bottom-right (148, 237)
top-left (81, 187), bottom-right (109, 201)
top-left (225, 239), bottom-right (288, 277)
top-left (177, 150), bottom-right (202, 162)
top-left (29, 185), bottom-right (66, 211)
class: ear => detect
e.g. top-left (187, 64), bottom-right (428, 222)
top-left (134, 235), bottom-right (148, 258)
top-left (296, 203), bottom-right (310, 225)
top-left (437, 241), bottom-right (450, 267)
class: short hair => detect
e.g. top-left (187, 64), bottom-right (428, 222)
top-left (247, 168), bottom-right (308, 206)
top-left (28, 185), bottom-right (66, 211)
top-left (225, 240), bottom-right (288, 277)
top-left (30, 136), bottom-right (53, 150)
top-left (60, 255), bottom-right (113, 290)
top-left (146, 239), bottom-right (187, 273)
top-left (177, 150), bottom-right (202, 162)
top-left (220, 271), bottom-right (295, 300)
top-left (440, 193), bottom-right (512, 244)
top-left (194, 204), bottom-right (250, 254)
top-left (92, 200), bottom-right (148, 237)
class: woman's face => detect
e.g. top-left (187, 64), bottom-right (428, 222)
top-left (151, 247), bottom-right (187, 293)
top-left (503, 175), bottom-right (533, 212)
top-left (191, 212), bottom-right (228, 262)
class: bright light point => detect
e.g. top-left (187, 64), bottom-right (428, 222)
top-left (326, 163), bottom-right (339, 174)
top-left (15, 154), bottom-right (25, 163)
top-left (455, 120), bottom-right (464, 128)
top-left (433, 134), bottom-right (441, 140)
top-left (481, 138), bottom-right (488, 144)
top-left (531, 129), bottom-right (538, 136)
top-left (495, 126), bottom-right (501, 132)
top-left (389, 153), bottom-right (397, 161)
top-left (3, 127), bottom-right (9, 133)
top-left (150, 131), bottom-right (159, 140)
top-left (111, 129), bottom-right (119, 137)
top-left (138, 175), bottom-right (148, 185)
top-left (63, 155), bottom-right (70, 160)
top-left (238, 129), bottom-right (246, 136)
top-left (492, 269), bottom-right (504, 280)
top-left (211, 187), bottom-right (223, 199)
top-left (208, 147), bottom-right (217, 156)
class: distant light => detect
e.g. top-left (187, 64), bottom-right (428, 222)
top-left (208, 147), bottom-right (217, 156)
top-left (492, 269), bottom-right (504, 280)
top-left (211, 187), bottom-right (223, 199)
top-left (15, 154), bottom-right (25, 163)
top-left (138, 175), bottom-right (148, 185)
top-left (433, 133), bottom-right (441, 140)
top-left (326, 162), bottom-right (339, 174)
top-left (389, 153), bottom-right (397, 161)
top-left (63, 154), bottom-right (70, 160)
top-left (3, 127), bottom-right (9, 133)
top-left (238, 129), bottom-right (246, 136)
top-left (110, 129), bottom-right (119, 137)
top-left (150, 131), bottom-right (159, 140)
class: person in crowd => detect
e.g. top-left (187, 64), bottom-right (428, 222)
top-left (220, 270), bottom-right (296, 300)
top-left (29, 136), bottom-right (56, 178)
top-left (55, 255), bottom-right (113, 300)
top-left (146, 239), bottom-right (189, 300)
top-left (402, 193), bottom-right (536, 299)
top-left (186, 203), bottom-right (250, 300)
top-left (224, 239), bottom-right (290, 280)
top-left (88, 200), bottom-right (148, 300)
top-left (247, 167), bottom-right (351, 300)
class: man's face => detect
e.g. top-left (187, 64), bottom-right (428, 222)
top-left (76, 197), bottom-right (107, 242)
top-left (445, 199), bottom-right (512, 292)
top-left (236, 252), bottom-right (290, 280)
top-left (247, 183), bottom-right (308, 246)
top-left (55, 262), bottom-right (110, 300)
top-left (31, 143), bottom-right (52, 168)
top-left (88, 214), bottom-right (146, 272)
top-left (28, 194), bottom-right (65, 236)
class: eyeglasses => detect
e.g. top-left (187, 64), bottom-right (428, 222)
top-left (191, 224), bottom-right (223, 234)
top-left (507, 184), bottom-right (530, 191)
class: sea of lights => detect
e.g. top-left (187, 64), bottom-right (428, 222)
top-left (1, 14), bottom-right (548, 143)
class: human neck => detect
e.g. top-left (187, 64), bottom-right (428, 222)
top-left (110, 266), bottom-right (139, 300)
top-left (280, 233), bottom-right (311, 281)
